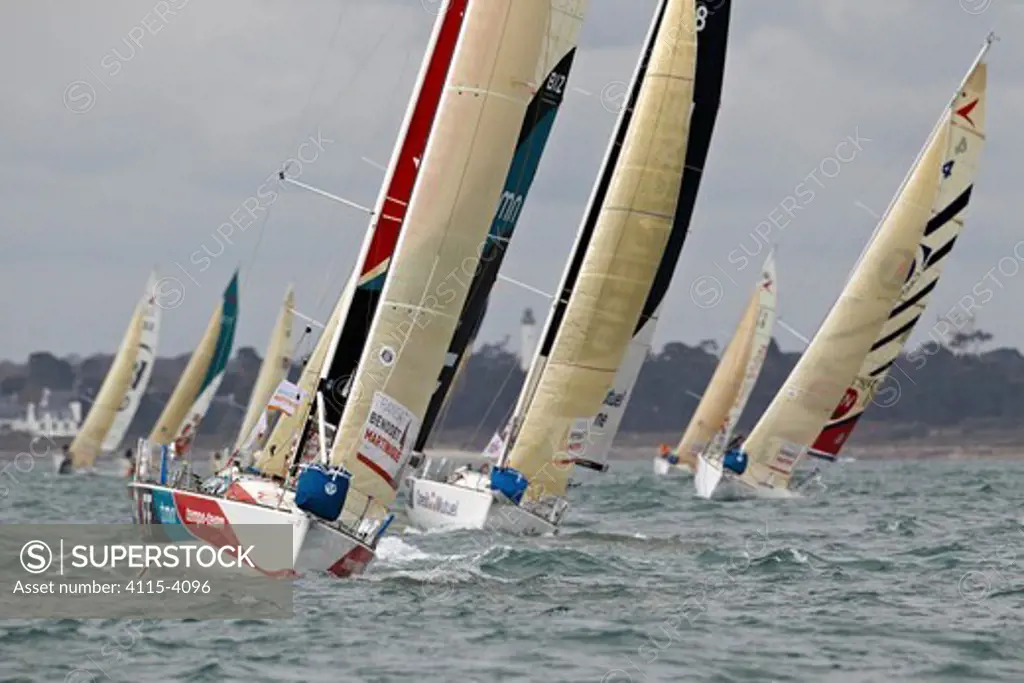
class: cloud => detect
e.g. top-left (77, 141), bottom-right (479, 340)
top-left (2, 0), bottom-right (1022, 365)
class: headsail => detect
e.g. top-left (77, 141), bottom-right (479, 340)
top-left (234, 285), bottom-right (294, 453)
top-left (70, 281), bottom-right (147, 468)
top-left (505, 0), bottom-right (699, 500)
top-left (148, 271), bottom-right (239, 448)
top-left (810, 49), bottom-right (990, 461)
top-left (255, 285), bottom-right (349, 477)
top-left (102, 271), bottom-right (161, 453)
top-left (329, 0), bottom-right (553, 517)
top-left (676, 251), bottom-right (776, 468)
top-left (736, 116), bottom-right (949, 488)
top-left (414, 0), bottom-right (588, 451)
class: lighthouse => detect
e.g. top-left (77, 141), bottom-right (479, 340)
top-left (520, 308), bottom-right (537, 373)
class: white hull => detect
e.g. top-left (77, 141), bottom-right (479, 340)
top-left (405, 472), bottom-right (557, 535)
top-left (130, 479), bottom-right (376, 577)
top-left (652, 456), bottom-right (692, 477)
top-left (694, 454), bottom-right (799, 501)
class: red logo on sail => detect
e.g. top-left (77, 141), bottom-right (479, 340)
top-left (956, 97), bottom-right (979, 127)
top-left (830, 388), bottom-right (858, 420)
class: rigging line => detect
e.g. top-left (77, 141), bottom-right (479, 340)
top-left (462, 349), bottom-right (522, 451)
top-left (241, 195), bottom-right (275, 294)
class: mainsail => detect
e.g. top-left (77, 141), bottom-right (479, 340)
top-left (148, 271), bottom-right (239, 448)
top-left (414, 0), bottom-right (588, 451)
top-left (290, 0), bottom-right (468, 463)
top-left (506, 0), bottom-right (731, 475)
top-left (675, 251), bottom-right (776, 468)
top-left (329, 0), bottom-right (553, 516)
top-left (735, 117), bottom-right (949, 488)
top-left (233, 285), bottom-right (294, 453)
top-left (102, 272), bottom-right (161, 453)
top-left (810, 51), bottom-right (990, 461)
top-left (505, 0), bottom-right (698, 500)
top-left (69, 280), bottom-right (148, 468)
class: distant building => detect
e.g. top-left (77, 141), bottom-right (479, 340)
top-left (0, 388), bottom-right (81, 439)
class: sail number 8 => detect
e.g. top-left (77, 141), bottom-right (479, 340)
top-left (695, 4), bottom-right (708, 31)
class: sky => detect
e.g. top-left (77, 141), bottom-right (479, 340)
top-left (2, 0), bottom-right (1022, 364)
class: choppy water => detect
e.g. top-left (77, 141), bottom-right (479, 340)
top-left (1, 454), bottom-right (1023, 682)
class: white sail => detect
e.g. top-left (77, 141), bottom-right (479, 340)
top-left (674, 251), bottom-right (776, 467)
top-left (103, 272), bottom-right (161, 453)
top-left (736, 115), bottom-right (949, 488)
top-left (506, 0), bottom-right (698, 500)
top-left (69, 285), bottom-right (147, 468)
top-left (234, 286), bottom-right (294, 453)
top-left (811, 57), bottom-right (989, 460)
top-left (328, 0), bottom-right (553, 516)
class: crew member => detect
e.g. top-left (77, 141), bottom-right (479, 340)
top-left (124, 448), bottom-right (135, 478)
top-left (58, 444), bottom-right (73, 475)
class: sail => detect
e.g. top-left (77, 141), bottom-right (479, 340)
top-left (737, 117), bottom-right (949, 487)
top-left (148, 271), bottom-right (239, 447)
top-left (414, 0), bottom-right (588, 451)
top-left (329, 0), bottom-right (552, 515)
top-left (811, 60), bottom-right (989, 460)
top-left (291, 0), bottom-right (469, 463)
top-left (506, 0), bottom-right (698, 500)
top-left (233, 285), bottom-right (294, 453)
top-left (255, 281), bottom-right (350, 477)
top-left (102, 272), bottom-right (162, 453)
top-left (508, 0), bottom-right (731, 471)
top-left (69, 287), bottom-right (146, 468)
top-left (676, 252), bottom-right (776, 467)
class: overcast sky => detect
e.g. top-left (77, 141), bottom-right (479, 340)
top-left (2, 0), bottom-right (1022, 364)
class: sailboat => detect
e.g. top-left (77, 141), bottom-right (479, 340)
top-left (406, 0), bottom-right (705, 534)
top-left (145, 270), bottom-right (239, 456)
top-left (654, 250), bottom-right (776, 476)
top-left (130, 0), bottom-right (554, 577)
top-left (692, 81), bottom-right (984, 501)
top-left (228, 285), bottom-right (294, 463)
top-left (809, 38), bottom-right (991, 464)
top-left (439, 0), bottom-right (732, 486)
top-left (60, 273), bottom-right (161, 475)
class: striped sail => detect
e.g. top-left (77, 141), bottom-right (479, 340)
top-left (415, 0), bottom-right (588, 450)
top-left (289, 0), bottom-right (469, 463)
top-left (810, 58), bottom-right (989, 460)
top-left (675, 251), bottom-right (776, 468)
top-left (329, 0), bottom-right (553, 518)
top-left (148, 271), bottom-right (239, 447)
top-left (736, 117), bottom-right (949, 489)
top-left (70, 282), bottom-right (147, 468)
top-left (507, 0), bottom-right (731, 473)
top-left (506, 0), bottom-right (698, 500)
top-left (102, 272), bottom-right (161, 453)
top-left (233, 285), bottom-right (294, 453)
